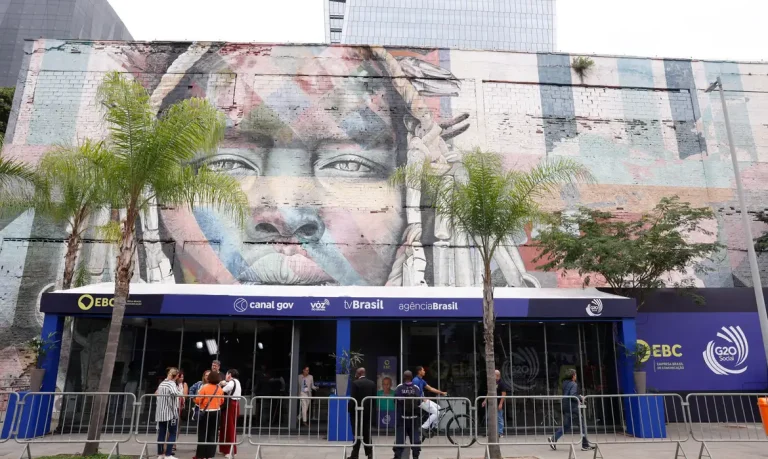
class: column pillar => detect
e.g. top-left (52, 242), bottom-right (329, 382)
top-left (617, 318), bottom-right (637, 394)
top-left (40, 314), bottom-right (65, 392)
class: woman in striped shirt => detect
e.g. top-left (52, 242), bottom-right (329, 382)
top-left (155, 367), bottom-right (182, 459)
top-left (194, 371), bottom-right (224, 459)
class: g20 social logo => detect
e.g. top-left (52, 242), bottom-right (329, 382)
top-left (586, 299), bottom-right (603, 317)
top-left (502, 347), bottom-right (540, 391)
top-left (703, 326), bottom-right (749, 376)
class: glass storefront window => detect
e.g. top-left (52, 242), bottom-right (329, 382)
top-left (219, 320), bottom-right (257, 395)
top-left (546, 323), bottom-right (583, 395)
top-left (403, 322), bottom-right (438, 387)
top-left (141, 319), bottom-right (184, 394)
top-left (439, 322), bottom-right (475, 399)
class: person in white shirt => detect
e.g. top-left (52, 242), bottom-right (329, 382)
top-left (218, 369), bottom-right (241, 458)
top-left (155, 367), bottom-right (181, 459)
top-left (297, 366), bottom-right (318, 426)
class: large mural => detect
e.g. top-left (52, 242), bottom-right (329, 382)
top-left (1, 41), bottom-right (767, 390)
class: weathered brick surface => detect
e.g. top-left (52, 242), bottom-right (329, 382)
top-left (2, 41), bottom-right (768, 385)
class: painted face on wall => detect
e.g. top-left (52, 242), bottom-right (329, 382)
top-left (160, 49), bottom-right (411, 286)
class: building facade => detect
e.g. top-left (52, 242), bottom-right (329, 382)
top-left (2, 40), bottom-right (768, 397)
top-left (0, 0), bottom-right (132, 87)
top-left (324, 0), bottom-right (556, 52)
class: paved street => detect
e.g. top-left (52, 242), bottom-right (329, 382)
top-left (0, 434), bottom-right (765, 459)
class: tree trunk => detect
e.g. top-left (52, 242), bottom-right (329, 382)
top-left (483, 261), bottom-right (502, 459)
top-left (82, 208), bottom-right (136, 456)
top-left (61, 233), bottom-right (80, 290)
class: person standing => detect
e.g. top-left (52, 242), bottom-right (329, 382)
top-left (297, 366), bottom-right (317, 427)
top-left (219, 369), bottom-right (242, 458)
top-left (412, 366), bottom-right (446, 434)
top-left (155, 367), bottom-right (181, 459)
top-left (393, 371), bottom-right (422, 459)
top-left (190, 370), bottom-right (211, 422)
top-left (548, 369), bottom-right (595, 452)
top-left (195, 371), bottom-right (224, 459)
top-left (348, 368), bottom-right (376, 459)
top-left (481, 370), bottom-right (509, 438)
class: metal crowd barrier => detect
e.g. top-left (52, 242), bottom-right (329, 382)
top-left (582, 394), bottom-right (689, 458)
top-left (14, 392), bottom-right (135, 458)
top-left (359, 396), bottom-right (473, 459)
top-left (686, 393), bottom-right (768, 459)
top-left (476, 395), bottom-right (583, 458)
top-left (249, 396), bottom-right (357, 459)
top-left (0, 392), bottom-right (19, 443)
top-left (135, 393), bottom-right (248, 459)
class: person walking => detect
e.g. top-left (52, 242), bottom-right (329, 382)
top-left (393, 371), bottom-right (422, 459)
top-left (155, 367), bottom-right (182, 459)
top-left (548, 369), bottom-right (595, 451)
top-left (348, 368), bottom-right (376, 459)
top-left (412, 366), bottom-right (446, 435)
top-left (190, 370), bottom-right (211, 422)
top-left (219, 369), bottom-right (242, 458)
top-left (195, 371), bottom-right (224, 459)
top-left (297, 366), bottom-right (317, 427)
top-left (481, 370), bottom-right (509, 438)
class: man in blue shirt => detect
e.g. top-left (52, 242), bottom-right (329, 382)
top-left (412, 366), bottom-right (446, 435)
top-left (393, 371), bottom-right (422, 459)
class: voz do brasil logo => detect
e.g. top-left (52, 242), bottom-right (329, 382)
top-left (703, 326), bottom-right (749, 376)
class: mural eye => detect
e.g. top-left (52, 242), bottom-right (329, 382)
top-left (326, 160), bottom-right (371, 173)
top-left (203, 156), bottom-right (260, 177)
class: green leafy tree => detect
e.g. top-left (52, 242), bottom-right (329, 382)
top-left (755, 212), bottom-right (768, 252)
top-left (82, 72), bottom-right (248, 455)
top-left (29, 140), bottom-right (113, 289)
top-left (0, 87), bottom-right (15, 134)
top-left (390, 149), bottom-right (592, 458)
top-left (534, 196), bottom-right (724, 308)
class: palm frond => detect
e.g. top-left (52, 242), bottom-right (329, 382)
top-left (154, 164), bottom-right (248, 228)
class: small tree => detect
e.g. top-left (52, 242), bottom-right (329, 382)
top-left (32, 140), bottom-right (113, 289)
top-left (82, 72), bottom-right (248, 455)
top-left (534, 196), bottom-right (724, 308)
top-left (390, 149), bottom-right (592, 458)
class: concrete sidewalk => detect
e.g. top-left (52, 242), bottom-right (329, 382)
top-left (0, 438), bottom-right (762, 459)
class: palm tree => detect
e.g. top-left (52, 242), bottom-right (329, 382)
top-left (82, 72), bottom-right (248, 455)
top-left (390, 149), bottom-right (593, 459)
top-left (32, 139), bottom-right (113, 289)
top-left (0, 135), bottom-right (37, 202)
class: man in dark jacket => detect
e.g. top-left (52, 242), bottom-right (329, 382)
top-left (348, 367), bottom-right (377, 459)
top-left (548, 368), bottom-right (595, 451)
top-left (393, 371), bottom-right (422, 459)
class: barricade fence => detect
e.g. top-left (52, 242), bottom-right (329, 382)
top-left (582, 394), bottom-right (689, 459)
top-left (4, 391), bottom-right (768, 457)
top-left (476, 395), bottom-right (583, 457)
top-left (686, 393), bottom-right (768, 459)
top-left (359, 395), bottom-right (473, 455)
top-left (135, 393), bottom-right (248, 459)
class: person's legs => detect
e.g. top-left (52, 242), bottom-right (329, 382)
top-left (349, 409), bottom-right (361, 458)
top-left (196, 412), bottom-right (208, 459)
top-left (300, 394), bottom-right (310, 423)
top-left (553, 412), bottom-right (572, 442)
top-left (421, 401), bottom-right (438, 430)
top-left (393, 420), bottom-right (405, 459)
top-left (579, 413), bottom-right (591, 448)
top-left (497, 407), bottom-right (504, 436)
top-left (362, 413), bottom-right (372, 458)
top-left (409, 419), bottom-right (421, 458)
top-left (157, 421), bottom-right (168, 456)
top-left (164, 418), bottom-right (178, 456)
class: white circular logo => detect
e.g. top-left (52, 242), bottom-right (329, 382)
top-left (233, 298), bottom-right (248, 313)
top-left (586, 299), bottom-right (603, 317)
top-left (502, 347), bottom-right (540, 391)
top-left (703, 326), bottom-right (749, 376)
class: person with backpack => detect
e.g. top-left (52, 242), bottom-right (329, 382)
top-left (392, 371), bottom-right (422, 459)
top-left (548, 369), bottom-right (595, 452)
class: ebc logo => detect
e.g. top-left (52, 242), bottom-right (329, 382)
top-left (703, 326), bottom-right (749, 376)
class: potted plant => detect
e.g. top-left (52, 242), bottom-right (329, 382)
top-left (329, 349), bottom-right (363, 396)
top-left (621, 341), bottom-right (650, 394)
top-left (26, 332), bottom-right (60, 392)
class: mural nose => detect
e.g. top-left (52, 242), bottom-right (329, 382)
top-left (252, 209), bottom-right (325, 243)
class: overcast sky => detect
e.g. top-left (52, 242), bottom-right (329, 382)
top-left (108, 0), bottom-right (767, 62)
